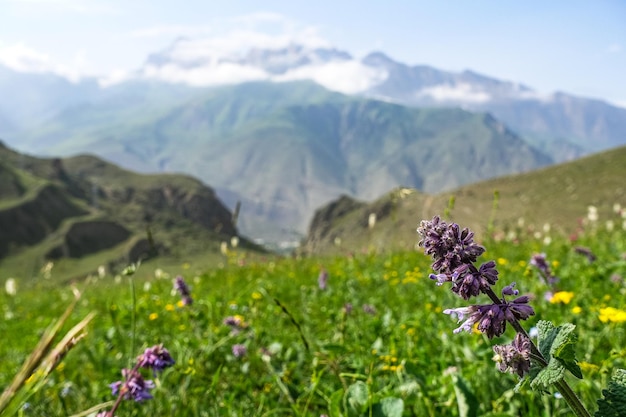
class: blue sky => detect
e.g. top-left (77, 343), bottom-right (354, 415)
top-left (1, 0), bottom-right (625, 105)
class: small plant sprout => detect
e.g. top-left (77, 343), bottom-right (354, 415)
top-left (417, 215), bottom-right (626, 417)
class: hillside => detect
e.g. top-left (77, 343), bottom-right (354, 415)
top-left (301, 145), bottom-right (626, 255)
top-left (0, 141), bottom-right (256, 280)
top-left (9, 81), bottom-right (552, 240)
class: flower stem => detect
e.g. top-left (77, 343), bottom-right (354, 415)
top-left (483, 287), bottom-right (591, 417)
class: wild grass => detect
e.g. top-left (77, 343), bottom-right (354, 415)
top-left (1, 211), bottom-right (625, 416)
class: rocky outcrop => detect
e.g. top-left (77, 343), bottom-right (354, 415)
top-left (301, 195), bottom-right (365, 254)
top-left (0, 184), bottom-right (88, 258)
top-left (46, 220), bottom-right (131, 259)
top-left (116, 184), bottom-right (236, 236)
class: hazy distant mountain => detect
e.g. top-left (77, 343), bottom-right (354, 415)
top-left (0, 64), bottom-right (100, 135)
top-left (2, 41), bottom-right (625, 242)
top-left (11, 81), bottom-right (551, 238)
top-left (361, 52), bottom-right (626, 158)
top-left (134, 42), bottom-right (626, 161)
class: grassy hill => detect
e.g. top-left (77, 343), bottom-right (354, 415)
top-left (0, 141), bottom-right (262, 283)
top-left (301, 145), bottom-right (626, 255)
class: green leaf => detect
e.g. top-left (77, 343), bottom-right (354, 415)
top-left (595, 369), bottom-right (626, 417)
top-left (345, 381), bottom-right (369, 416)
top-left (451, 373), bottom-right (479, 417)
top-left (371, 397), bottom-right (404, 417)
top-left (329, 389), bottom-right (344, 417)
top-left (530, 320), bottom-right (582, 390)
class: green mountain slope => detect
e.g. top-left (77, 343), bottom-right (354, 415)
top-left (13, 81), bottom-right (552, 240)
top-left (301, 145), bottom-right (626, 255)
top-left (0, 141), bottom-right (257, 281)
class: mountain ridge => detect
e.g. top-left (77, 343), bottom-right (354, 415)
top-left (0, 141), bottom-right (255, 279)
top-left (301, 144), bottom-right (626, 256)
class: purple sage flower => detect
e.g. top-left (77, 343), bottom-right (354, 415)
top-left (318, 269), bottom-right (329, 290)
top-left (574, 246), bottom-right (596, 263)
top-left (137, 344), bottom-right (175, 373)
top-left (444, 284), bottom-right (535, 339)
top-left (174, 275), bottom-right (193, 305)
top-left (232, 344), bottom-right (247, 358)
top-left (110, 368), bottom-right (155, 402)
top-left (529, 253), bottom-right (559, 286)
top-left (418, 216), bottom-right (495, 299)
top-left (493, 333), bottom-right (532, 377)
top-left (418, 216), bottom-right (486, 277)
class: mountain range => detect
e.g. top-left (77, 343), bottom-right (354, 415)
top-left (1, 41), bottom-right (625, 242)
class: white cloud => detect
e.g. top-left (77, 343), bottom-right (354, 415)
top-left (98, 68), bottom-right (132, 87)
top-left (151, 28), bottom-right (330, 65)
top-left (0, 42), bottom-right (89, 82)
top-left (275, 61), bottom-right (388, 94)
top-left (416, 83), bottom-right (492, 103)
top-left (140, 62), bottom-right (269, 87)
top-left (609, 99), bottom-right (626, 109)
top-left (0, 42), bottom-right (51, 72)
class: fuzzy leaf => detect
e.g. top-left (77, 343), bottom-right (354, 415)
top-left (371, 397), bottom-right (404, 417)
top-left (345, 381), bottom-right (368, 416)
top-left (530, 320), bottom-right (582, 389)
top-left (595, 369), bottom-right (626, 417)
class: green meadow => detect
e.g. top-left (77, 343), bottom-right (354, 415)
top-left (1, 212), bottom-right (625, 416)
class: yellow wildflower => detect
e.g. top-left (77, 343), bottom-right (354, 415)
top-left (579, 362), bottom-right (599, 372)
top-left (550, 291), bottom-right (574, 304)
top-left (599, 307), bottom-right (626, 323)
top-left (165, 303), bottom-right (175, 312)
top-left (149, 313), bottom-right (158, 320)
top-left (252, 291), bottom-right (263, 300)
top-left (497, 258), bottom-right (508, 266)
top-left (571, 306), bottom-right (582, 314)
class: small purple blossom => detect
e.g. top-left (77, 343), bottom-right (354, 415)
top-left (417, 216), bottom-right (486, 278)
top-left (493, 333), bottom-right (532, 377)
top-left (343, 303), bottom-right (353, 315)
top-left (418, 216), bottom-right (494, 299)
top-left (362, 304), bottom-right (377, 315)
top-left (574, 246), bottom-right (596, 263)
top-left (318, 269), bottom-right (329, 290)
top-left (223, 315), bottom-right (244, 328)
top-left (137, 344), bottom-right (175, 373)
top-left (174, 275), bottom-right (193, 305)
top-left (529, 253), bottom-right (559, 286)
top-left (444, 287), bottom-right (535, 339)
top-left (232, 344), bottom-right (247, 358)
top-left (110, 368), bottom-right (155, 402)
